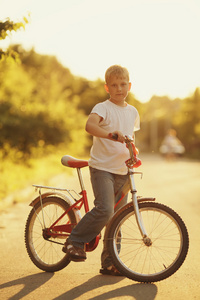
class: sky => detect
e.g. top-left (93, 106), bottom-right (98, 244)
top-left (0, 0), bottom-right (200, 102)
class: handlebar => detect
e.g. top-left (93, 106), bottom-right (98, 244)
top-left (110, 134), bottom-right (142, 168)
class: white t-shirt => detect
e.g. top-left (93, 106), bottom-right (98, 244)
top-left (88, 100), bottom-right (140, 175)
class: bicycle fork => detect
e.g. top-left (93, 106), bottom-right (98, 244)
top-left (129, 171), bottom-right (152, 247)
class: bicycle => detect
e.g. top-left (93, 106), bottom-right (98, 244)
top-left (25, 135), bottom-right (189, 283)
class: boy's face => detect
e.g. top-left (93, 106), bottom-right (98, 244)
top-left (104, 75), bottom-right (131, 106)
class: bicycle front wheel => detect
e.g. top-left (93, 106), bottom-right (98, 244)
top-left (107, 202), bottom-right (189, 282)
top-left (25, 196), bottom-right (76, 272)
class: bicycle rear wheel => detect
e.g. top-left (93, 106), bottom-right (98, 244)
top-left (25, 196), bottom-right (76, 272)
top-left (106, 202), bottom-right (189, 282)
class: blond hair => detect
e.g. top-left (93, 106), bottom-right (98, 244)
top-left (105, 65), bottom-right (130, 84)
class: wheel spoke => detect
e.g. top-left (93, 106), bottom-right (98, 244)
top-left (108, 202), bottom-right (189, 282)
top-left (25, 197), bottom-right (76, 271)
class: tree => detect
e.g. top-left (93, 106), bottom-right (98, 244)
top-left (0, 17), bottom-right (29, 61)
top-left (0, 46), bottom-right (88, 160)
top-left (174, 88), bottom-right (200, 155)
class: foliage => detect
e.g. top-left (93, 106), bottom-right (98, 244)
top-left (0, 47), bottom-right (89, 162)
top-left (1, 45), bottom-right (199, 160)
top-left (0, 17), bottom-right (29, 61)
top-left (173, 88), bottom-right (200, 155)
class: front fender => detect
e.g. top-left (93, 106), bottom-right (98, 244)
top-left (137, 197), bottom-right (155, 203)
top-left (29, 191), bottom-right (82, 223)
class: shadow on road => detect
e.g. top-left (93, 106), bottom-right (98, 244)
top-left (0, 272), bottom-right (157, 300)
top-left (0, 272), bottom-right (54, 300)
top-left (53, 275), bottom-right (157, 300)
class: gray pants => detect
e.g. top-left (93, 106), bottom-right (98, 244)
top-left (69, 167), bottom-right (128, 267)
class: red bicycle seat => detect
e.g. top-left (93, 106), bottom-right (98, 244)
top-left (61, 155), bottom-right (88, 168)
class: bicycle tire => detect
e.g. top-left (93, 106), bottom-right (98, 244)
top-left (25, 196), bottom-right (76, 272)
top-left (106, 201), bottom-right (189, 282)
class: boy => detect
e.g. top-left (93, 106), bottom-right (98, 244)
top-left (63, 65), bottom-right (140, 275)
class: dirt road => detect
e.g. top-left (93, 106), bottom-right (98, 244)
top-left (0, 154), bottom-right (200, 300)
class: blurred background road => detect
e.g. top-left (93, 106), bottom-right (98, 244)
top-left (0, 154), bottom-right (200, 300)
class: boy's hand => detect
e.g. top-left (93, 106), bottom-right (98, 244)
top-left (108, 131), bottom-right (125, 143)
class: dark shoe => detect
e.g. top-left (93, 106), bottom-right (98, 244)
top-left (100, 266), bottom-right (124, 276)
top-left (62, 239), bottom-right (86, 262)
